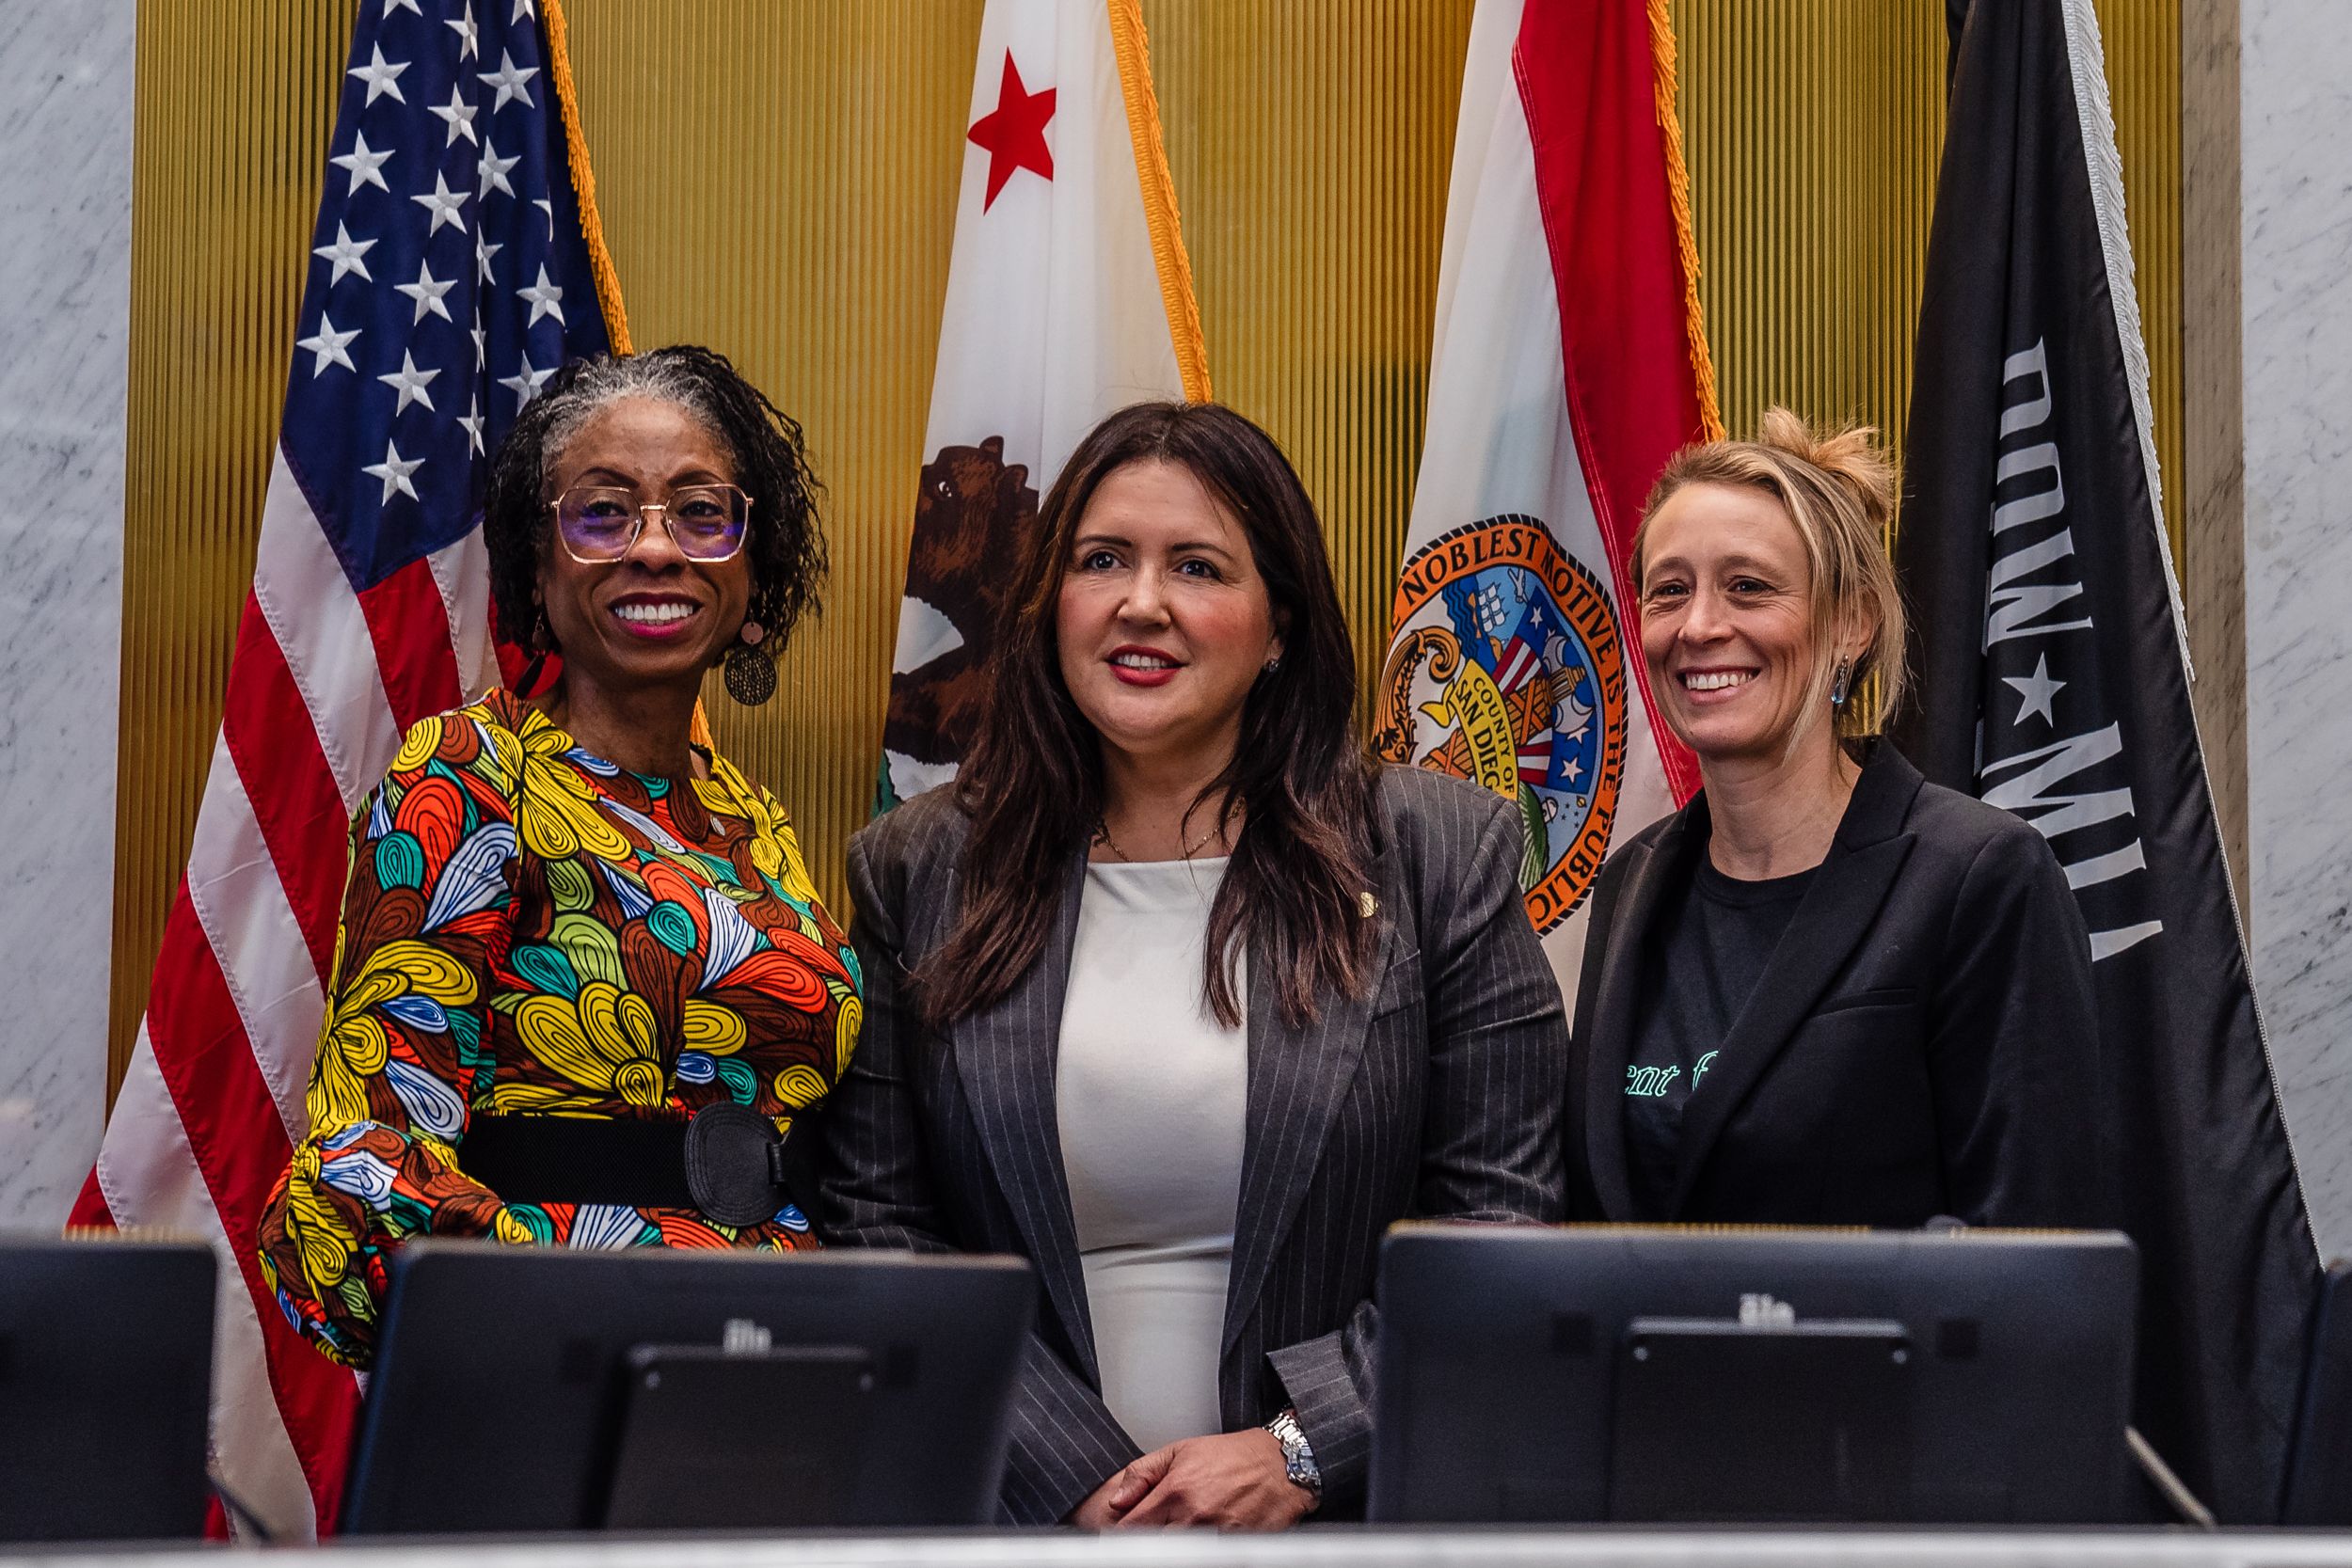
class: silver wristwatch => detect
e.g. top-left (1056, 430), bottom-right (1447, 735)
top-left (1264, 1407), bottom-right (1322, 1512)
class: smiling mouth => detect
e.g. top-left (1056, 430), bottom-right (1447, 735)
top-left (1110, 651), bottom-right (1181, 671)
top-left (1681, 670), bottom-right (1756, 691)
top-left (614, 601), bottom-right (697, 626)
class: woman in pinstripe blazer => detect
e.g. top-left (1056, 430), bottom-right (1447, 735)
top-left (820, 404), bottom-right (1566, 1528)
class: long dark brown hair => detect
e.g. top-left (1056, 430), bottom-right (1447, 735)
top-left (915, 402), bottom-right (1378, 1031)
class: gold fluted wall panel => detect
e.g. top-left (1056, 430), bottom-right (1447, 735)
top-left (1672, 0), bottom-right (2183, 563)
top-left (2098, 0), bottom-right (2185, 565)
top-left (1672, 4), bottom-right (1947, 459)
top-left (110, 0), bottom-right (2186, 1102)
top-left (110, 0), bottom-right (359, 1099)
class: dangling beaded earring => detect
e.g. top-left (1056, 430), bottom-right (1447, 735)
top-left (516, 608), bottom-right (554, 697)
top-left (723, 620), bottom-right (777, 706)
top-left (1829, 657), bottom-right (1854, 706)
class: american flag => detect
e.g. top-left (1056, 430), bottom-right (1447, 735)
top-left (70, 0), bottom-right (615, 1539)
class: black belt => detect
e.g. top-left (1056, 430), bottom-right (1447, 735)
top-left (462, 1102), bottom-right (821, 1227)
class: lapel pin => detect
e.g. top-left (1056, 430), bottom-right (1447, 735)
top-left (1359, 892), bottom-right (1378, 918)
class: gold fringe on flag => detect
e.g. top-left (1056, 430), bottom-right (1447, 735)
top-left (1646, 0), bottom-right (1724, 442)
top-left (1107, 0), bottom-right (1213, 405)
top-left (542, 0), bottom-right (633, 357)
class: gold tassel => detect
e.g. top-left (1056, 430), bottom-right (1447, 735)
top-left (1107, 0), bottom-right (1213, 404)
top-left (1646, 0), bottom-right (1724, 442)
top-left (541, 0), bottom-right (633, 356)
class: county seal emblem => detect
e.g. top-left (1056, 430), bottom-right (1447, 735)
top-left (1375, 515), bottom-right (1629, 934)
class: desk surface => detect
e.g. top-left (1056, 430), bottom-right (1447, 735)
top-left (12, 1529), bottom-right (2352, 1568)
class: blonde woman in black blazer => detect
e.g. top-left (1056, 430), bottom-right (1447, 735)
top-left (1567, 410), bottom-right (2102, 1229)
top-left (820, 404), bottom-right (1565, 1528)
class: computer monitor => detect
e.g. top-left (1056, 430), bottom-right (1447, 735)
top-left (0, 1233), bottom-right (216, 1543)
top-left (343, 1243), bottom-right (1034, 1534)
top-left (1370, 1224), bottom-right (2138, 1526)
top-left (2281, 1259), bottom-right (2352, 1525)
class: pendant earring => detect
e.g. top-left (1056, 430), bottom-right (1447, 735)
top-left (724, 620), bottom-right (776, 706)
top-left (1830, 657), bottom-right (1853, 706)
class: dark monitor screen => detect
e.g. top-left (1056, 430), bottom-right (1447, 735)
top-left (0, 1234), bottom-right (215, 1543)
top-left (343, 1243), bottom-right (1034, 1534)
top-left (1371, 1224), bottom-right (2137, 1526)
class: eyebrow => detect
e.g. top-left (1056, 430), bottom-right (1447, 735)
top-left (1646, 551), bottom-right (1786, 576)
top-left (570, 465), bottom-right (729, 488)
top-left (1073, 531), bottom-right (1241, 560)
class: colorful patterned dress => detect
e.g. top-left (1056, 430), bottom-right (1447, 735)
top-left (257, 689), bottom-right (861, 1369)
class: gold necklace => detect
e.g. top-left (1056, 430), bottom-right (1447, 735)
top-left (1095, 815), bottom-right (1221, 863)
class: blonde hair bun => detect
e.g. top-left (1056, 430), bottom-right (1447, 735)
top-left (1754, 406), bottom-right (1898, 536)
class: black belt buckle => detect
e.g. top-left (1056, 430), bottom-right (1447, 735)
top-left (684, 1101), bottom-right (800, 1227)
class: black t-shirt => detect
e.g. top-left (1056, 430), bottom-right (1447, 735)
top-left (1622, 855), bottom-right (1816, 1220)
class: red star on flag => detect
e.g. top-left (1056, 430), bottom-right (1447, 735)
top-left (966, 51), bottom-right (1056, 212)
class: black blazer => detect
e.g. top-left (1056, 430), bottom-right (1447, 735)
top-left (818, 767), bottom-right (1566, 1523)
top-left (1567, 741), bottom-right (2104, 1228)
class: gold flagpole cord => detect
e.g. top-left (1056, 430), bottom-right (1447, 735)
top-left (1647, 0), bottom-right (1723, 441)
top-left (1108, 0), bottom-right (1213, 404)
top-left (543, 0), bottom-right (634, 357)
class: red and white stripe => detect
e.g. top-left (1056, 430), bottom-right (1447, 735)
top-left (73, 446), bottom-right (496, 1542)
top-left (1492, 636), bottom-right (1541, 696)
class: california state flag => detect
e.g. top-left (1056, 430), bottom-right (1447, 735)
top-left (1377, 0), bottom-right (1719, 999)
top-left (878, 0), bottom-right (1207, 809)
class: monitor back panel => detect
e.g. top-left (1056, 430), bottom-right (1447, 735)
top-left (0, 1236), bottom-right (216, 1542)
top-left (1370, 1226), bottom-right (2137, 1526)
top-left (344, 1244), bottom-right (1034, 1534)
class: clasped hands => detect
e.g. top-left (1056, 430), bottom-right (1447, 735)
top-left (1069, 1427), bottom-right (1314, 1531)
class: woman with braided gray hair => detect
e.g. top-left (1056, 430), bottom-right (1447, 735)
top-left (258, 346), bottom-right (859, 1369)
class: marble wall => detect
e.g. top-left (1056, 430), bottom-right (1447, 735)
top-left (0, 0), bottom-right (135, 1227)
top-left (2242, 0), bottom-right (2352, 1258)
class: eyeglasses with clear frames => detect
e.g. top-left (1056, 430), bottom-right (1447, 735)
top-left (550, 484), bottom-right (752, 564)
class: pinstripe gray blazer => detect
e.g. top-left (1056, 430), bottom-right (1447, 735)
top-left (818, 766), bottom-right (1566, 1524)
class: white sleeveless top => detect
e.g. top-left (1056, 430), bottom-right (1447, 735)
top-left (1056, 856), bottom-right (1248, 1451)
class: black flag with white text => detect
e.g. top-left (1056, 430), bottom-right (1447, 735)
top-left (1894, 0), bottom-right (2318, 1523)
